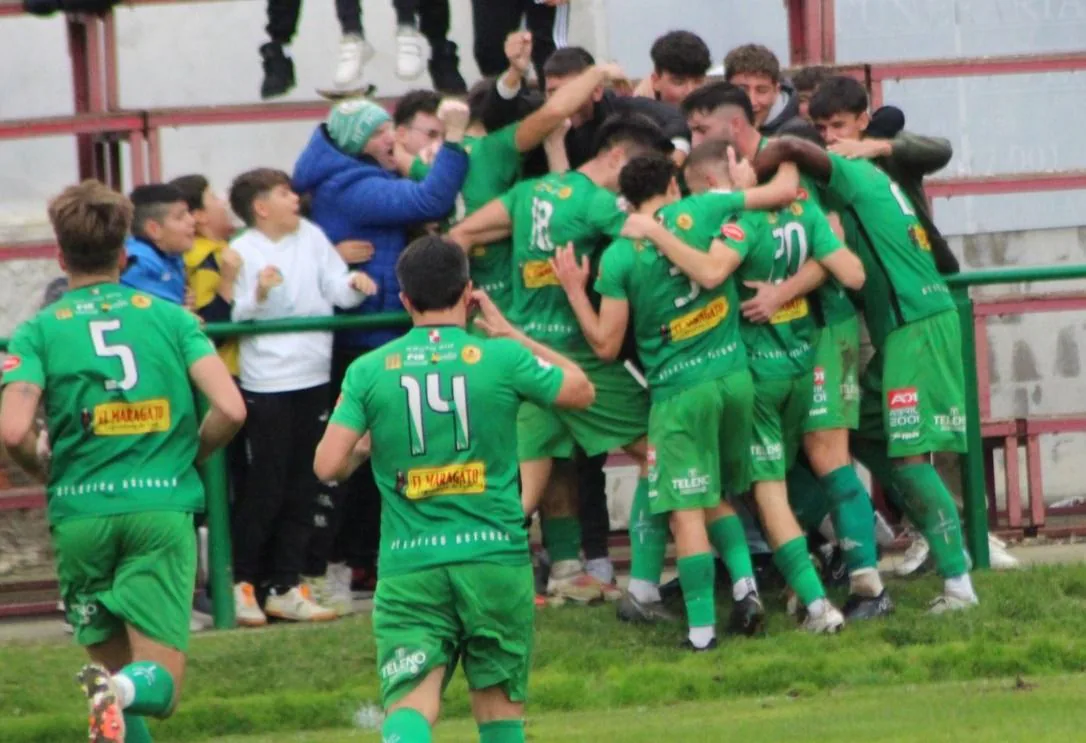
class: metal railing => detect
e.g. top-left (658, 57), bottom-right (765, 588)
top-left (3, 265), bottom-right (1086, 628)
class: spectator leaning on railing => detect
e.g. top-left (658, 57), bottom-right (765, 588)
top-left (119, 184), bottom-right (195, 305)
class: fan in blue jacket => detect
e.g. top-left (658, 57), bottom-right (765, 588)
top-left (292, 98), bottom-right (470, 351)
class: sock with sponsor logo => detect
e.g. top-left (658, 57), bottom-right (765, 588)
top-left (540, 516), bottom-right (581, 563)
top-left (821, 466), bottom-right (880, 581)
top-left (677, 552), bottom-right (716, 647)
top-left (123, 714), bottom-right (153, 743)
top-left (628, 477), bottom-right (667, 598)
top-left (786, 462), bottom-right (834, 532)
top-left (891, 463), bottom-right (968, 579)
top-left (706, 515), bottom-right (756, 599)
top-left (773, 536), bottom-right (826, 608)
top-left (479, 719), bottom-right (525, 743)
top-left (381, 707), bottom-right (431, 743)
top-left (113, 662), bottom-right (174, 717)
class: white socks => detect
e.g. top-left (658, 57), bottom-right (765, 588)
top-left (850, 567), bottom-right (884, 598)
top-left (807, 597), bottom-right (830, 619)
top-left (113, 674), bottom-right (135, 709)
top-left (688, 626), bottom-right (715, 649)
top-left (732, 577), bottom-right (758, 601)
top-left (628, 578), bottom-right (661, 604)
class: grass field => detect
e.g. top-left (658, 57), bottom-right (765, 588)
top-left (3, 565), bottom-right (1086, 742)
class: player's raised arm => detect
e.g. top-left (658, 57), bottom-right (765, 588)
top-left (626, 213), bottom-right (742, 290)
top-left (188, 353), bottom-right (247, 464)
top-left (514, 63), bottom-right (625, 153)
top-left (447, 195), bottom-right (513, 250)
top-left (753, 135), bottom-right (832, 184)
top-left (550, 243), bottom-right (628, 361)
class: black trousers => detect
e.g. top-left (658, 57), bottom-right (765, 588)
top-left (576, 450), bottom-right (611, 561)
top-left (232, 383), bottom-right (330, 589)
top-left (266, 0), bottom-right (362, 44)
top-left (304, 347), bottom-right (382, 576)
top-left (393, 0), bottom-right (451, 47)
top-left (471, 0), bottom-right (559, 82)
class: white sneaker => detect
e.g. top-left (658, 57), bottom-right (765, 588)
top-left (332, 33), bottom-right (375, 90)
top-left (396, 25), bottom-right (426, 80)
top-left (323, 562), bottom-right (356, 616)
top-left (265, 584), bottom-right (337, 622)
top-left (895, 533), bottom-right (930, 577)
top-left (929, 592), bottom-right (979, 614)
top-left (802, 604), bottom-right (845, 634)
top-left (873, 511), bottom-right (897, 548)
top-left (234, 581), bottom-right (268, 627)
top-left (546, 559), bottom-right (604, 604)
top-left (988, 534), bottom-right (1020, 570)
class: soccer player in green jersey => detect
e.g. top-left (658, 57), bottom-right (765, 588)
top-left (0, 180), bottom-right (246, 743)
top-left (754, 127), bottom-right (981, 613)
top-left (449, 115), bottom-right (672, 601)
top-left (313, 236), bottom-right (594, 743)
top-left (410, 62), bottom-right (628, 312)
top-left (651, 142), bottom-right (866, 633)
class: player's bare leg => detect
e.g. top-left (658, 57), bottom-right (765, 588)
top-left (704, 500), bottom-right (765, 636)
top-left (382, 666), bottom-right (445, 742)
top-left (471, 686), bottom-right (526, 742)
top-left (519, 458), bottom-right (553, 517)
top-left (754, 481), bottom-right (844, 633)
top-left (803, 428), bottom-right (891, 619)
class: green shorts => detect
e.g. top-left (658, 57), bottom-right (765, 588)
top-left (517, 361), bottom-right (648, 460)
top-left (857, 309), bottom-right (967, 458)
top-left (373, 562), bottom-right (535, 708)
top-left (53, 512), bottom-right (197, 652)
top-left (805, 315), bottom-right (861, 433)
top-left (647, 370), bottom-right (755, 515)
top-left (751, 375), bottom-right (812, 482)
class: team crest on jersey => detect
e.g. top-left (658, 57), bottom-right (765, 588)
top-left (385, 354), bottom-right (402, 370)
top-left (675, 213), bottom-right (694, 230)
top-left (428, 329), bottom-right (441, 343)
top-left (131, 294), bottom-right (152, 309)
top-left (766, 212), bottom-right (779, 225)
top-left (909, 224), bottom-right (932, 252)
top-left (790, 202), bottom-right (804, 216)
top-left (2, 355), bottom-right (20, 373)
top-left (461, 345), bottom-right (482, 364)
top-left (55, 308), bottom-right (73, 320)
top-left (557, 186), bottom-right (574, 200)
top-left (797, 187), bottom-right (809, 201)
top-left (721, 223), bottom-right (745, 242)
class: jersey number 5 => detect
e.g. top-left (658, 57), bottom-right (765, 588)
top-left (90, 319), bottom-right (138, 392)
top-left (400, 373), bottom-right (471, 456)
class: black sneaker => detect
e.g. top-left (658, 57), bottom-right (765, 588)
top-left (726, 592), bottom-right (767, 637)
top-left (842, 589), bottom-right (895, 621)
top-left (261, 42), bottom-right (295, 99)
top-left (816, 544), bottom-right (850, 588)
top-left (679, 636), bottom-right (718, 653)
top-left (428, 40), bottom-right (467, 95)
top-left (616, 591), bottom-right (679, 624)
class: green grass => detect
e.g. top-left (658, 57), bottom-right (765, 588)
top-left (4, 566), bottom-right (1086, 742)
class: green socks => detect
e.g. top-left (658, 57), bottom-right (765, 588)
top-left (773, 536), bottom-right (826, 607)
top-left (628, 477), bottom-right (667, 585)
top-left (479, 719), bottom-right (526, 743)
top-left (677, 552), bottom-right (716, 637)
top-left (115, 662), bottom-right (174, 718)
top-left (123, 714), bottom-right (153, 743)
top-left (821, 466), bottom-right (879, 573)
top-left (786, 462), bottom-right (834, 532)
top-left (707, 514), bottom-right (757, 599)
top-left (851, 436), bottom-right (922, 525)
top-left (891, 463), bottom-right (968, 578)
top-left (382, 708), bottom-right (431, 743)
top-left (541, 515), bottom-right (581, 563)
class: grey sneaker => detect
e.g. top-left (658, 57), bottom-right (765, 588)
top-left (616, 591), bottom-right (679, 624)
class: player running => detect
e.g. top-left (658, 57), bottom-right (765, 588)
top-left (313, 235), bottom-right (594, 743)
top-left (0, 180), bottom-right (246, 743)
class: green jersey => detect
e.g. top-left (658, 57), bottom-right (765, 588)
top-left (329, 325), bottom-right (564, 578)
top-left (822, 152), bottom-right (954, 348)
top-left (724, 200), bottom-right (845, 379)
top-left (411, 125), bottom-right (522, 304)
top-left (500, 171), bottom-right (627, 360)
top-left (1, 283), bottom-right (215, 524)
top-left (595, 192), bottom-right (748, 401)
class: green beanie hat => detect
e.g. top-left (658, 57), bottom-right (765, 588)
top-left (326, 98), bottom-right (392, 154)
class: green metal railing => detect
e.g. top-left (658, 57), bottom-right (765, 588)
top-left (3, 265), bottom-right (1086, 628)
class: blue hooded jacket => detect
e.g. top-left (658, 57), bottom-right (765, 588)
top-left (120, 236), bottom-right (186, 304)
top-left (292, 125), bottom-right (469, 349)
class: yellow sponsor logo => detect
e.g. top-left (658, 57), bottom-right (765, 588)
top-left (55, 308), bottom-right (73, 320)
top-left (789, 202), bottom-right (804, 216)
top-left (93, 399), bottom-right (170, 436)
top-left (675, 213), bottom-right (694, 230)
top-left (668, 297), bottom-right (729, 342)
top-left (405, 461), bottom-right (486, 500)
top-left (470, 245), bottom-right (487, 258)
top-left (131, 294), bottom-right (152, 309)
top-left (909, 224), bottom-right (932, 252)
top-left (385, 354), bottom-right (402, 370)
top-left (770, 297), bottom-right (810, 324)
top-left (461, 345), bottom-right (482, 364)
top-left (557, 187), bottom-right (574, 199)
top-left (522, 260), bottom-right (559, 289)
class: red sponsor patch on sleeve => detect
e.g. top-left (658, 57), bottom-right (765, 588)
top-left (797, 187), bottom-right (809, 201)
top-left (721, 223), bottom-right (746, 242)
top-left (2, 355), bottom-right (21, 373)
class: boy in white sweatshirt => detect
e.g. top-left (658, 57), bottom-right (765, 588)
top-left (227, 168), bottom-right (377, 625)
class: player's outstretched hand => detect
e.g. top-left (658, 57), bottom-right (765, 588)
top-left (470, 289), bottom-right (516, 339)
top-left (740, 280), bottom-right (786, 324)
top-left (620, 213), bottom-right (658, 240)
top-left (727, 146), bottom-right (758, 190)
top-left (550, 242), bottom-right (590, 292)
top-left (350, 271), bottom-right (379, 296)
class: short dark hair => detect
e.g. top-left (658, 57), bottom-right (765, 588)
top-left (619, 153), bottom-right (676, 209)
top-left (129, 184), bottom-right (186, 240)
top-left (792, 65), bottom-right (832, 94)
top-left (724, 44), bottom-right (781, 84)
top-left (466, 77), bottom-right (499, 127)
top-left (543, 46), bottom-right (595, 79)
top-left (777, 118), bottom-right (825, 147)
top-left (650, 31), bottom-right (711, 78)
top-left (680, 81), bottom-right (754, 125)
top-left (808, 75), bottom-right (868, 120)
top-left (592, 113), bottom-right (673, 158)
top-left (684, 138), bottom-right (732, 173)
top-left (394, 89), bottom-right (441, 127)
top-left (169, 174), bottom-right (210, 213)
top-left (229, 168), bottom-right (291, 227)
top-left (49, 180), bottom-right (133, 274)
top-left (396, 236), bottom-right (470, 313)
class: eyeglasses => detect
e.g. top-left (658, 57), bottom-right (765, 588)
top-left (409, 126), bottom-right (444, 140)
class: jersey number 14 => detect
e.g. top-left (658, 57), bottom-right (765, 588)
top-left (400, 373), bottom-right (471, 456)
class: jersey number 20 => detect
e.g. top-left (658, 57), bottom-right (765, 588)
top-left (400, 373), bottom-right (471, 456)
top-left (90, 319), bottom-right (138, 392)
